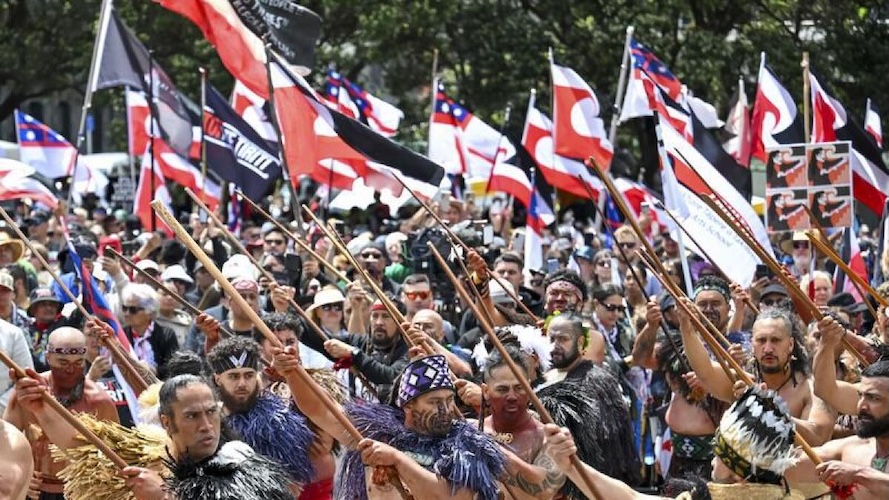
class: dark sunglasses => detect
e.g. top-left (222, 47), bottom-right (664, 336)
top-left (404, 291), bottom-right (431, 300)
top-left (320, 303), bottom-right (344, 312)
top-left (601, 303), bottom-right (626, 313)
top-left (596, 260), bottom-right (611, 268)
top-left (617, 241), bottom-right (636, 249)
top-left (792, 241), bottom-right (809, 250)
top-left (122, 305), bottom-right (144, 314)
top-left (361, 252), bottom-right (383, 259)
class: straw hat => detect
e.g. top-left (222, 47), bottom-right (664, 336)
top-left (306, 285), bottom-right (346, 313)
top-left (778, 230), bottom-right (827, 256)
top-left (0, 232), bottom-right (24, 262)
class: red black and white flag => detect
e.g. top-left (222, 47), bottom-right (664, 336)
top-left (809, 71), bottom-right (889, 216)
top-left (750, 53), bottom-right (805, 164)
top-left (723, 79), bottom-right (752, 168)
top-left (92, 6), bottom-right (197, 158)
top-left (834, 227), bottom-right (868, 302)
top-left (865, 98), bottom-right (883, 150)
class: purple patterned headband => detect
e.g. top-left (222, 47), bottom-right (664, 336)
top-left (396, 354), bottom-right (453, 408)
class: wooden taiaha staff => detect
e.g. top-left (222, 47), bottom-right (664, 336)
top-left (695, 193), bottom-right (870, 368)
top-left (393, 176), bottom-right (540, 322)
top-left (235, 189), bottom-right (352, 284)
top-left (425, 242), bottom-right (605, 500)
top-left (637, 250), bottom-right (738, 383)
top-left (300, 205), bottom-right (429, 353)
top-left (575, 174), bottom-right (695, 374)
top-left (0, 349), bottom-right (128, 469)
top-left (184, 192), bottom-right (377, 387)
top-left (652, 200), bottom-right (760, 315)
top-left (801, 207), bottom-right (885, 319)
top-left (0, 208), bottom-right (152, 394)
top-left (586, 162), bottom-right (737, 351)
top-left (105, 247), bottom-right (235, 340)
top-left (637, 250), bottom-right (827, 469)
top-left (150, 199), bottom-right (411, 497)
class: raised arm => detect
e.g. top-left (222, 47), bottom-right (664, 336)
top-left (812, 317), bottom-right (860, 415)
top-left (678, 301), bottom-right (735, 402)
top-left (3, 370), bottom-right (80, 449)
top-left (631, 300), bottom-right (661, 370)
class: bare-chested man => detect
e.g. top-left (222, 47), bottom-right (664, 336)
top-left (786, 352), bottom-right (889, 499)
top-left (632, 295), bottom-right (725, 481)
top-left (3, 327), bottom-right (118, 500)
top-left (681, 304), bottom-right (836, 446)
top-left (0, 420), bottom-right (32, 500)
top-left (480, 346), bottom-right (565, 500)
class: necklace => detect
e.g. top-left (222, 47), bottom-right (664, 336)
top-left (872, 452), bottom-right (889, 472)
top-left (492, 432), bottom-right (514, 445)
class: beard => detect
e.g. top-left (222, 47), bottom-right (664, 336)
top-left (551, 345), bottom-right (580, 369)
top-left (372, 329), bottom-right (396, 350)
top-left (218, 384), bottom-right (260, 415)
top-left (856, 411), bottom-right (889, 438)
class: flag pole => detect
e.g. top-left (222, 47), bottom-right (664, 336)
top-left (802, 52), bottom-right (811, 144)
top-left (652, 112), bottom-right (694, 296)
top-left (547, 48), bottom-right (562, 213)
top-left (147, 50), bottom-right (158, 232)
top-left (608, 26), bottom-right (635, 145)
top-left (199, 67), bottom-right (208, 199)
top-left (262, 44), bottom-right (305, 237)
top-left (69, 0), bottom-right (113, 209)
top-left (124, 87), bottom-right (137, 188)
top-left (483, 102), bottom-right (512, 196)
top-left (426, 49), bottom-right (439, 162)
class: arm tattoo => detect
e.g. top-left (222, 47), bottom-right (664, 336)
top-left (502, 450), bottom-right (566, 496)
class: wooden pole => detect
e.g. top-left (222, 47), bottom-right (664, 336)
top-left (653, 200), bottom-right (760, 315)
top-left (235, 189), bottom-right (351, 284)
top-left (0, 350), bottom-right (128, 469)
top-left (392, 175), bottom-right (539, 322)
top-left (0, 208), bottom-right (152, 393)
top-left (426, 242), bottom-right (605, 500)
top-left (105, 248), bottom-right (235, 340)
top-left (695, 193), bottom-right (870, 368)
top-left (151, 200), bottom-right (409, 498)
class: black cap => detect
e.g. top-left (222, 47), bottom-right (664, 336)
top-left (760, 283), bottom-right (789, 299)
top-left (827, 291), bottom-right (868, 314)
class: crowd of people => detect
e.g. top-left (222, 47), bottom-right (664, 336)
top-left (0, 194), bottom-right (887, 500)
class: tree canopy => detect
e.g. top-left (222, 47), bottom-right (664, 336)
top-left (2, 0), bottom-right (887, 164)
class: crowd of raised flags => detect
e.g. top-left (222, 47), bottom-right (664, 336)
top-left (1, 0), bottom-right (887, 281)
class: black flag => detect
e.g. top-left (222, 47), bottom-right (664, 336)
top-left (204, 86), bottom-right (282, 199)
top-left (91, 8), bottom-right (197, 158)
top-left (229, 0), bottom-right (321, 72)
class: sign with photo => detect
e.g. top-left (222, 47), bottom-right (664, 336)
top-left (764, 141), bottom-right (852, 232)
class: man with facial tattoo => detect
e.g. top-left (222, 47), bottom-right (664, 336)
top-left (273, 351), bottom-right (505, 500)
top-left (3, 327), bottom-right (118, 500)
top-left (207, 336), bottom-right (316, 496)
top-left (480, 346), bottom-right (566, 500)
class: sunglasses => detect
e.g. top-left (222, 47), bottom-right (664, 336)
top-left (792, 241), bottom-right (809, 250)
top-left (530, 279), bottom-right (543, 287)
top-left (617, 241), bottom-right (636, 249)
top-left (601, 303), bottom-right (626, 313)
top-left (122, 305), bottom-right (144, 314)
top-left (361, 252), bottom-right (383, 259)
top-left (404, 290), bottom-right (431, 301)
top-left (265, 239), bottom-right (285, 245)
top-left (596, 261), bottom-right (611, 268)
top-left (320, 303), bottom-right (343, 312)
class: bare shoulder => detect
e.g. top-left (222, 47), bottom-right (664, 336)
top-left (0, 420), bottom-right (31, 454)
